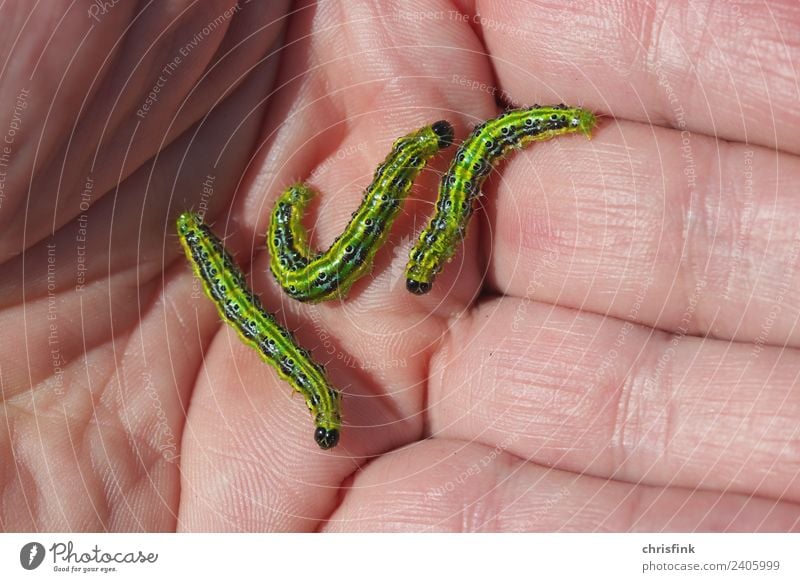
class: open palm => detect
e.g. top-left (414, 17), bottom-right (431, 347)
top-left (2, 1), bottom-right (798, 532)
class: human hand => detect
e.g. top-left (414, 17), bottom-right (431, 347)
top-left (2, 1), bottom-right (798, 532)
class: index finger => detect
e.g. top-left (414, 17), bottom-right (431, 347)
top-left (479, 0), bottom-right (800, 154)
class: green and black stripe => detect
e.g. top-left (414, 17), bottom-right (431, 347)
top-left (177, 212), bottom-right (342, 449)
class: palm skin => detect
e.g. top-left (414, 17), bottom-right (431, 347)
top-left (1, 1), bottom-right (799, 532)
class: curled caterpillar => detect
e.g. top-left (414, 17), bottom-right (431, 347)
top-left (405, 104), bottom-right (596, 294)
top-left (268, 120), bottom-right (454, 302)
top-left (177, 212), bottom-right (342, 449)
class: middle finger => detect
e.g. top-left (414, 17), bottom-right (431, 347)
top-left (428, 297), bottom-right (800, 502)
top-left (486, 120), bottom-right (800, 347)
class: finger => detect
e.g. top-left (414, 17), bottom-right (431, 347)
top-left (0, 55), bottom-right (275, 396)
top-left (428, 297), bottom-right (800, 503)
top-left (486, 119), bottom-right (800, 347)
top-left (478, 0), bottom-right (800, 153)
top-left (325, 439), bottom-right (799, 531)
top-left (0, 0), bottom-right (287, 263)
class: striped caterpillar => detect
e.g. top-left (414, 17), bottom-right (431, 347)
top-left (177, 212), bottom-right (342, 449)
top-left (268, 121), bottom-right (454, 302)
top-left (405, 104), bottom-right (596, 294)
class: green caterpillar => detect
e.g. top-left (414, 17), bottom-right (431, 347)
top-left (406, 104), bottom-right (597, 294)
top-left (268, 120), bottom-right (455, 302)
top-left (177, 212), bottom-right (342, 449)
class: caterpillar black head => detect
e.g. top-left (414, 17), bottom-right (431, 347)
top-left (314, 426), bottom-right (340, 449)
top-left (431, 120), bottom-right (455, 149)
top-left (406, 278), bottom-right (432, 295)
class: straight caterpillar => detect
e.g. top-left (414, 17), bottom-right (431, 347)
top-left (405, 104), bottom-right (596, 294)
top-left (268, 120), bottom-right (454, 302)
top-left (177, 212), bottom-right (342, 449)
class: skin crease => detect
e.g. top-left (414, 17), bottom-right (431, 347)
top-left (1, 0), bottom-right (799, 533)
